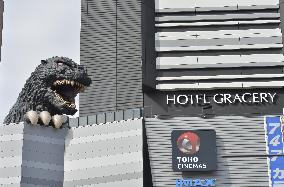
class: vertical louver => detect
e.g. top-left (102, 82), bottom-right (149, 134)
top-left (80, 0), bottom-right (143, 116)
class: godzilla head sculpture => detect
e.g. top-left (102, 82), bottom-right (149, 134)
top-left (4, 56), bottom-right (91, 128)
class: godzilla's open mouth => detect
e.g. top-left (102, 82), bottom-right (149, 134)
top-left (51, 79), bottom-right (88, 109)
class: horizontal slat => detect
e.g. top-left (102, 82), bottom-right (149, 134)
top-left (157, 74), bottom-right (284, 81)
top-left (238, 0), bottom-right (279, 6)
top-left (157, 29), bottom-right (281, 40)
top-left (65, 151), bottom-right (142, 171)
top-left (156, 44), bottom-right (283, 52)
top-left (156, 20), bottom-right (281, 27)
top-left (156, 13), bottom-right (280, 22)
top-left (157, 56), bottom-right (284, 69)
top-left (155, 0), bottom-right (279, 11)
top-left (64, 161), bottom-right (142, 181)
top-left (156, 80), bottom-right (284, 90)
top-left (157, 37), bottom-right (282, 48)
top-left (157, 5), bottom-right (279, 13)
top-left (145, 116), bottom-right (270, 187)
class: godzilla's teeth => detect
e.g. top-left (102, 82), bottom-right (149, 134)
top-left (71, 81), bottom-right (75, 86)
top-left (69, 103), bottom-right (76, 108)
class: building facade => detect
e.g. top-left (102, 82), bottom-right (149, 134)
top-left (0, 109), bottom-right (143, 187)
top-left (142, 0), bottom-right (284, 186)
top-left (80, 0), bottom-right (143, 116)
top-left (0, 0), bottom-right (3, 61)
top-left (81, 0), bottom-right (284, 186)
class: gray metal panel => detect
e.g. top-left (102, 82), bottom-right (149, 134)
top-left (23, 124), bottom-right (67, 139)
top-left (64, 119), bottom-right (143, 186)
top-left (116, 0), bottom-right (143, 111)
top-left (145, 116), bottom-right (270, 187)
top-left (156, 13), bottom-right (280, 22)
top-left (1, 183), bottom-right (21, 187)
top-left (21, 166), bottom-right (64, 182)
top-left (65, 134), bottom-right (141, 154)
top-left (156, 20), bottom-right (281, 27)
top-left (153, 0), bottom-right (284, 92)
top-left (22, 160), bottom-right (63, 171)
top-left (80, 0), bottom-right (117, 115)
top-left (63, 172), bottom-right (142, 187)
top-left (0, 140), bottom-right (23, 155)
top-left (80, 0), bottom-right (143, 115)
top-left (21, 177), bottom-right (63, 187)
top-left (64, 161), bottom-right (142, 181)
top-left (155, 0), bottom-right (279, 11)
top-left (64, 142), bottom-right (142, 160)
top-left (0, 167), bottom-right (21, 178)
top-left (0, 146), bottom-right (22, 157)
top-left (20, 184), bottom-right (48, 187)
top-left (156, 80), bottom-right (284, 90)
top-left (0, 123), bottom-right (24, 136)
top-left (66, 118), bottom-right (142, 138)
top-left (78, 116), bottom-right (88, 126)
top-left (22, 140), bottom-right (64, 156)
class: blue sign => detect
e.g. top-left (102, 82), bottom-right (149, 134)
top-left (265, 117), bottom-right (284, 187)
top-left (176, 179), bottom-right (216, 187)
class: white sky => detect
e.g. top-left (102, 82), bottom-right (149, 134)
top-left (0, 0), bottom-right (81, 123)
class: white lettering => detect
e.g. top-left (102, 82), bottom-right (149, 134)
top-left (167, 93), bottom-right (277, 105)
top-left (177, 157), bottom-right (181, 162)
top-left (195, 95), bottom-right (202, 104)
top-left (167, 95), bottom-right (175, 104)
top-left (213, 94), bottom-right (223, 104)
top-left (203, 94), bottom-right (210, 104)
top-left (233, 94), bottom-right (242, 103)
top-left (242, 93), bottom-right (251, 103)
top-left (260, 93), bottom-right (268, 102)
top-left (268, 93), bottom-right (277, 103)
top-left (223, 94), bottom-right (233, 104)
top-left (177, 95), bottom-right (188, 105)
top-left (252, 93), bottom-right (259, 103)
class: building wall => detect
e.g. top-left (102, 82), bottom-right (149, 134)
top-left (80, 0), bottom-right (143, 116)
top-left (64, 118), bottom-right (143, 187)
top-left (0, 123), bottom-right (66, 187)
top-left (0, 124), bottom-right (23, 187)
top-left (152, 0), bottom-right (284, 91)
top-left (142, 1), bottom-right (284, 186)
top-left (0, 0), bottom-right (3, 61)
top-left (145, 116), bottom-right (270, 187)
top-left (143, 0), bottom-right (284, 117)
top-left (0, 114), bottom-right (143, 187)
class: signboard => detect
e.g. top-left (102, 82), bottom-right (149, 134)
top-left (144, 90), bottom-right (284, 118)
top-left (265, 117), bottom-right (284, 187)
top-left (167, 93), bottom-right (277, 105)
top-left (176, 178), bottom-right (216, 187)
top-left (171, 130), bottom-right (217, 172)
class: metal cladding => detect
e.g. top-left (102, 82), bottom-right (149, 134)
top-left (0, 123), bottom-right (66, 187)
top-left (0, 0), bottom-right (3, 62)
top-left (0, 117), bottom-right (143, 187)
top-left (64, 118), bottom-right (143, 187)
top-left (141, 1), bottom-right (284, 186)
top-left (145, 116), bottom-right (270, 187)
top-left (80, 0), bottom-right (143, 116)
top-left (154, 0), bottom-right (284, 91)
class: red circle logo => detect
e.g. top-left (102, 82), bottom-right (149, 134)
top-left (177, 131), bottom-right (200, 154)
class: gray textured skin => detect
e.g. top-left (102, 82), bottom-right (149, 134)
top-left (4, 57), bottom-right (91, 124)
